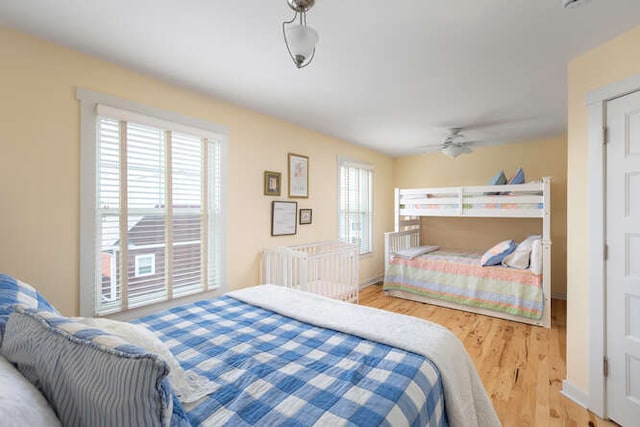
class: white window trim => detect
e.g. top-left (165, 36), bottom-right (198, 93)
top-left (77, 88), bottom-right (228, 317)
top-left (134, 253), bottom-right (156, 277)
top-left (336, 156), bottom-right (374, 257)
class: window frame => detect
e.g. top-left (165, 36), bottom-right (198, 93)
top-left (78, 88), bottom-right (228, 317)
top-left (337, 156), bottom-right (374, 256)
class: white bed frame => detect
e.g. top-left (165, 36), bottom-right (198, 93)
top-left (262, 240), bottom-right (359, 303)
top-left (384, 177), bottom-right (552, 328)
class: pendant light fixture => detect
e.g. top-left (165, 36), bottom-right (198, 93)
top-left (561, 0), bottom-right (591, 8)
top-left (282, 0), bottom-right (319, 69)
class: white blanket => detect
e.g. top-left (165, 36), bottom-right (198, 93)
top-left (393, 245), bottom-right (440, 259)
top-left (229, 285), bottom-right (501, 427)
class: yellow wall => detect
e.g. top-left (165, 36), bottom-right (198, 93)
top-left (566, 24), bottom-right (640, 392)
top-left (394, 137), bottom-right (568, 296)
top-left (0, 26), bottom-right (394, 316)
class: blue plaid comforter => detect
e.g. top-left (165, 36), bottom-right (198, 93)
top-left (136, 296), bottom-right (448, 427)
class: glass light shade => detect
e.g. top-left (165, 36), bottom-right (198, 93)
top-left (442, 145), bottom-right (465, 159)
top-left (285, 24), bottom-right (318, 63)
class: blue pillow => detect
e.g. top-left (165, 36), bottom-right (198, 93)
top-left (480, 240), bottom-right (517, 266)
top-left (485, 170), bottom-right (507, 195)
top-left (2, 307), bottom-right (185, 427)
top-left (488, 170), bottom-right (507, 186)
top-left (508, 168), bottom-right (525, 185)
top-left (0, 273), bottom-right (59, 344)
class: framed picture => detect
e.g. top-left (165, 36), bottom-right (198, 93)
top-left (271, 201), bottom-right (297, 236)
top-left (264, 171), bottom-right (281, 196)
top-left (288, 153), bottom-right (309, 198)
top-left (299, 208), bottom-right (312, 225)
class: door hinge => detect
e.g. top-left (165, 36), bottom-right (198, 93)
top-left (603, 126), bottom-right (609, 145)
top-left (604, 357), bottom-right (609, 377)
top-left (604, 244), bottom-right (609, 261)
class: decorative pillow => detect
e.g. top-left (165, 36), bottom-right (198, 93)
top-left (502, 235), bottom-right (537, 269)
top-left (508, 167), bottom-right (525, 185)
top-left (485, 170), bottom-right (507, 195)
top-left (480, 240), bottom-right (517, 266)
top-left (488, 170), bottom-right (507, 186)
top-left (1, 308), bottom-right (176, 427)
top-left (77, 317), bottom-right (218, 404)
top-left (0, 356), bottom-right (61, 427)
top-left (529, 238), bottom-right (543, 275)
top-left (0, 273), bottom-right (59, 345)
top-left (393, 245), bottom-right (440, 260)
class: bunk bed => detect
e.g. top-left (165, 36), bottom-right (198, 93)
top-left (384, 177), bottom-right (551, 328)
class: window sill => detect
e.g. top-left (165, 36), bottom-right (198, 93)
top-left (104, 287), bottom-right (223, 321)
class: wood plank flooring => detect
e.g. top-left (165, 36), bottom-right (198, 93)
top-left (358, 285), bottom-right (618, 427)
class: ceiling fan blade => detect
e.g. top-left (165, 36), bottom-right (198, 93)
top-left (462, 140), bottom-right (495, 146)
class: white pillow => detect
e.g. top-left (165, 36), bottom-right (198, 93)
top-left (0, 356), bottom-right (61, 427)
top-left (502, 237), bottom-right (536, 269)
top-left (76, 317), bottom-right (218, 403)
top-left (393, 245), bottom-right (440, 259)
top-left (529, 238), bottom-right (543, 275)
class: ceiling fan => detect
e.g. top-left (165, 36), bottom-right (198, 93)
top-left (421, 128), bottom-right (481, 159)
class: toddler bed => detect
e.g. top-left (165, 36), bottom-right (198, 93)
top-left (0, 275), bottom-right (500, 427)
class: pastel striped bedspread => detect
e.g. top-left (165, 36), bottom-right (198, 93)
top-left (384, 249), bottom-right (544, 320)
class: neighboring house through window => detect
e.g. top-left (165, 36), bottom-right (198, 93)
top-left (78, 89), bottom-right (228, 316)
top-left (338, 157), bottom-right (374, 255)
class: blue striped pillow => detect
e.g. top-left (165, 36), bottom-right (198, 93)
top-left (0, 273), bottom-right (59, 345)
top-left (1, 307), bottom-right (184, 427)
top-left (480, 240), bottom-right (517, 266)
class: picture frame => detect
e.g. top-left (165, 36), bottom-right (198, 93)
top-left (264, 171), bottom-right (281, 196)
top-left (288, 153), bottom-right (309, 198)
top-left (299, 208), bottom-right (312, 225)
top-left (271, 201), bottom-right (297, 236)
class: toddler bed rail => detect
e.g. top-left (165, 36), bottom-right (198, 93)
top-left (262, 240), bottom-right (359, 303)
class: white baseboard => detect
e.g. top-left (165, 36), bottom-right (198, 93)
top-left (552, 293), bottom-right (567, 300)
top-left (561, 380), bottom-right (588, 409)
top-left (359, 275), bottom-right (383, 289)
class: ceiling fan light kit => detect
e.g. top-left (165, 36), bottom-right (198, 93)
top-left (442, 144), bottom-right (471, 159)
top-left (283, 0), bottom-right (318, 69)
top-left (420, 128), bottom-right (479, 159)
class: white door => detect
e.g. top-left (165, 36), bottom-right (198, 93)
top-left (606, 89), bottom-right (640, 425)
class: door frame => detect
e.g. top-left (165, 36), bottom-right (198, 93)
top-left (587, 73), bottom-right (640, 418)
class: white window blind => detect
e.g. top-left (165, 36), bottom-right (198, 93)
top-left (338, 159), bottom-right (373, 255)
top-left (94, 107), bottom-right (224, 315)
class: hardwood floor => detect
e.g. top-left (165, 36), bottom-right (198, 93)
top-left (359, 285), bottom-right (618, 427)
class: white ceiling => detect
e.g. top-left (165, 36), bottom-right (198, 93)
top-left (1, 0), bottom-right (640, 156)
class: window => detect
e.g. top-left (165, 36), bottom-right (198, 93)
top-left (79, 90), bottom-right (227, 316)
top-left (135, 254), bottom-right (156, 277)
top-left (338, 158), bottom-right (373, 255)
